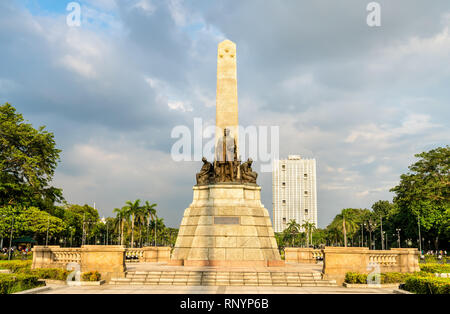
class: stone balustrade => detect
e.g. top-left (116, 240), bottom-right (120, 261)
top-left (284, 248), bottom-right (322, 264)
top-left (322, 247), bottom-right (420, 285)
top-left (32, 245), bottom-right (126, 282)
top-left (125, 248), bottom-right (144, 262)
top-left (32, 246), bottom-right (82, 269)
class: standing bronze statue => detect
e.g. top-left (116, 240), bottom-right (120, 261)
top-left (214, 128), bottom-right (238, 182)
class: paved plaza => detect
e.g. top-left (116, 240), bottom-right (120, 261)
top-left (36, 284), bottom-right (399, 294)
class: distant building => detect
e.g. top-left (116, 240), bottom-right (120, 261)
top-left (272, 155), bottom-right (317, 233)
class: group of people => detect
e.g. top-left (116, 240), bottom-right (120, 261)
top-left (420, 250), bottom-right (447, 261)
top-left (1, 246), bottom-right (30, 257)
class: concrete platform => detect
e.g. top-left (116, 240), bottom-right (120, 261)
top-left (36, 284), bottom-right (398, 294)
top-left (125, 262), bottom-right (323, 273)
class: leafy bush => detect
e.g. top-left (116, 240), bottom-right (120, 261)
top-left (420, 263), bottom-right (450, 274)
top-left (381, 272), bottom-right (412, 283)
top-left (81, 271), bottom-right (101, 282)
top-left (345, 271), bottom-right (435, 284)
top-left (404, 276), bottom-right (450, 294)
top-left (345, 272), bottom-right (367, 284)
top-left (0, 273), bottom-right (43, 294)
top-left (0, 260), bottom-right (32, 273)
top-left (23, 268), bottom-right (70, 281)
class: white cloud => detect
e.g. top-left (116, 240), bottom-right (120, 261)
top-left (59, 55), bottom-right (96, 78)
top-left (132, 0), bottom-right (157, 14)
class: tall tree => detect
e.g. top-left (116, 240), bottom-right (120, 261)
top-left (285, 219), bottom-right (301, 247)
top-left (0, 103), bottom-right (63, 208)
top-left (143, 201), bottom-right (157, 246)
top-left (124, 199), bottom-right (141, 248)
top-left (390, 146), bottom-right (450, 250)
top-left (113, 207), bottom-right (127, 246)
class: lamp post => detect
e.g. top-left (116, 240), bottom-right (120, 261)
top-left (417, 215), bottom-right (422, 253)
top-left (360, 223), bottom-right (364, 247)
top-left (8, 215), bottom-right (15, 261)
top-left (396, 228), bottom-right (401, 248)
top-left (45, 216), bottom-right (50, 247)
top-left (380, 215), bottom-right (384, 250)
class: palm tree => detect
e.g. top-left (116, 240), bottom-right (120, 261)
top-left (143, 201), bottom-right (157, 246)
top-left (123, 199), bottom-right (141, 248)
top-left (285, 219), bottom-right (301, 247)
top-left (332, 209), bottom-right (359, 247)
top-left (113, 207), bottom-right (127, 246)
top-left (302, 221), bottom-right (316, 248)
top-left (134, 207), bottom-right (148, 247)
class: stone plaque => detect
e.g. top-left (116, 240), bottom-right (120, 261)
top-left (214, 217), bottom-right (240, 225)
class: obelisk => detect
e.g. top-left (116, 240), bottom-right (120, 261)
top-left (170, 40), bottom-right (282, 267)
top-left (215, 40), bottom-right (239, 155)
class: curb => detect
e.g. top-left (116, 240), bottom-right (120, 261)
top-left (343, 282), bottom-right (400, 289)
top-left (14, 286), bottom-right (52, 294)
top-left (393, 289), bottom-right (412, 294)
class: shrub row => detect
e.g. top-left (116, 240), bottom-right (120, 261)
top-left (404, 276), bottom-right (450, 294)
top-left (344, 271), bottom-right (433, 284)
top-left (0, 273), bottom-right (43, 294)
top-left (420, 263), bottom-right (450, 274)
top-left (0, 260), bottom-right (32, 273)
top-left (23, 268), bottom-right (71, 281)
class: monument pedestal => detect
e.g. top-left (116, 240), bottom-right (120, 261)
top-left (171, 184), bottom-right (283, 267)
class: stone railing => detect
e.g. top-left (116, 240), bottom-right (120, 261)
top-left (125, 247), bottom-right (171, 263)
top-left (285, 248), bottom-right (322, 264)
top-left (32, 246), bottom-right (82, 269)
top-left (125, 248), bottom-right (144, 262)
top-left (32, 245), bottom-right (126, 282)
top-left (368, 251), bottom-right (397, 266)
top-left (322, 247), bottom-right (420, 285)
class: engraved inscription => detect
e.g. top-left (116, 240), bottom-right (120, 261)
top-left (214, 217), bottom-right (240, 225)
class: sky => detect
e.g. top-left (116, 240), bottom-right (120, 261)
top-left (0, 0), bottom-right (449, 228)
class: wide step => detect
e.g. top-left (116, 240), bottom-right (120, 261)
top-left (110, 271), bottom-right (337, 287)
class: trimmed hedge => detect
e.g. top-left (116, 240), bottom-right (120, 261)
top-left (345, 272), bottom-right (368, 284)
top-left (345, 271), bottom-right (434, 284)
top-left (0, 273), bottom-right (43, 294)
top-left (420, 263), bottom-right (450, 274)
top-left (0, 260), bottom-right (32, 273)
top-left (81, 271), bottom-right (101, 282)
top-left (24, 268), bottom-right (70, 281)
top-left (404, 276), bottom-right (450, 294)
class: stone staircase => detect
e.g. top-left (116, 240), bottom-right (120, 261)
top-left (110, 271), bottom-right (337, 287)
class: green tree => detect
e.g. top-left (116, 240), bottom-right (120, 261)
top-left (285, 219), bottom-right (301, 247)
top-left (390, 146), bottom-right (450, 250)
top-left (0, 206), bottom-right (65, 245)
top-left (124, 199), bottom-right (141, 248)
top-left (143, 201), bottom-right (157, 246)
top-left (301, 221), bottom-right (316, 248)
top-left (114, 207), bottom-right (127, 246)
top-left (0, 103), bottom-right (63, 208)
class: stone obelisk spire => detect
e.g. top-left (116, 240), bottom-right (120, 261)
top-left (215, 40), bottom-right (239, 155)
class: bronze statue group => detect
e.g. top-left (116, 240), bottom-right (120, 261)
top-left (196, 128), bottom-right (258, 185)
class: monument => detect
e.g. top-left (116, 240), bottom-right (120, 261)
top-left (171, 40), bottom-right (282, 267)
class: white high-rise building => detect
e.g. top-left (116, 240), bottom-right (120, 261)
top-left (272, 155), bottom-right (317, 233)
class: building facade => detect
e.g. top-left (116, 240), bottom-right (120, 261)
top-left (272, 155), bottom-right (317, 233)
